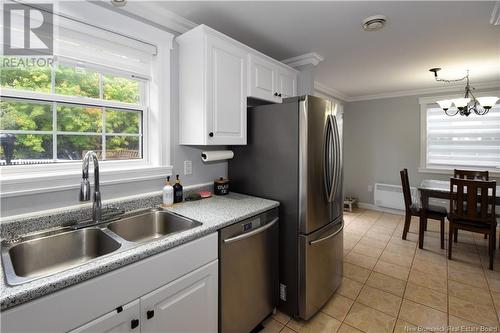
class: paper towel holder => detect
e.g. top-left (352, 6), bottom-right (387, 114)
top-left (201, 150), bottom-right (234, 162)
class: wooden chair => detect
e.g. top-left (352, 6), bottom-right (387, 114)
top-left (454, 169), bottom-right (489, 180)
top-left (453, 169), bottom-right (489, 241)
top-left (401, 169), bottom-right (447, 249)
top-left (448, 178), bottom-right (497, 269)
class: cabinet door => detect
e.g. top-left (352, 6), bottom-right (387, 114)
top-left (140, 260), bottom-right (218, 333)
top-left (206, 35), bottom-right (247, 145)
top-left (277, 68), bottom-right (297, 99)
top-left (248, 54), bottom-right (279, 103)
top-left (69, 300), bottom-right (140, 333)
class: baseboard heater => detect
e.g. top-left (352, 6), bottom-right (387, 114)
top-left (374, 183), bottom-right (416, 211)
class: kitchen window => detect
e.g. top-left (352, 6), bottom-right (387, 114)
top-left (1, 61), bottom-right (145, 165)
top-left (420, 102), bottom-right (500, 173)
top-left (0, 2), bottom-right (173, 198)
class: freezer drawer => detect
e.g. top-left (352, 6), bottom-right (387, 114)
top-left (298, 219), bottom-right (343, 320)
top-left (219, 208), bottom-right (279, 333)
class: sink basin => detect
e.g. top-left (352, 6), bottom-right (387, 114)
top-left (107, 210), bottom-right (202, 242)
top-left (4, 228), bottom-right (121, 281)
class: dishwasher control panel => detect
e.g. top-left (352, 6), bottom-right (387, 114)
top-left (242, 217), bottom-right (261, 232)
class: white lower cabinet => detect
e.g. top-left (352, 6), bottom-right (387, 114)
top-left (141, 260), bottom-right (218, 333)
top-left (70, 261), bottom-right (218, 333)
top-left (70, 300), bottom-right (141, 333)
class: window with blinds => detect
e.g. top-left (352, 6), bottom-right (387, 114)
top-left (0, 6), bottom-right (155, 166)
top-left (426, 105), bottom-right (500, 170)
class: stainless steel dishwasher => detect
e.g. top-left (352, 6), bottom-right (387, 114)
top-left (219, 208), bottom-right (279, 333)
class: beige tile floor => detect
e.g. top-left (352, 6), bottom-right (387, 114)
top-left (261, 209), bottom-right (500, 333)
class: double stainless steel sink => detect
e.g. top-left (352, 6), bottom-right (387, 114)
top-left (1, 209), bottom-right (202, 285)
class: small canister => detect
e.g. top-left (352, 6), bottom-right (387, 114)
top-left (214, 177), bottom-right (230, 195)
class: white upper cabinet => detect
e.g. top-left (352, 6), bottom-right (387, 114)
top-left (178, 25), bottom-right (298, 145)
top-left (248, 54), bottom-right (278, 103)
top-left (277, 66), bottom-right (297, 99)
top-left (248, 54), bottom-right (297, 103)
top-left (178, 25), bottom-right (247, 145)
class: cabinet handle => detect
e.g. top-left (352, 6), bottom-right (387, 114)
top-left (147, 310), bottom-right (155, 319)
top-left (278, 93), bottom-right (282, 97)
top-left (209, 132), bottom-right (214, 137)
top-left (274, 92), bottom-right (278, 96)
top-left (131, 319), bottom-right (139, 329)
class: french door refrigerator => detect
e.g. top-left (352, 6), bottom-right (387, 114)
top-left (229, 95), bottom-right (343, 320)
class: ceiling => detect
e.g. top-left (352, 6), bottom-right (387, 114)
top-left (128, 1), bottom-right (500, 100)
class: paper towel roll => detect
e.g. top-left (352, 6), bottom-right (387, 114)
top-left (201, 150), bottom-right (234, 162)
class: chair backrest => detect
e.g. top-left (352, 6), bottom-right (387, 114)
top-left (449, 178), bottom-right (496, 223)
top-left (454, 169), bottom-right (489, 180)
top-left (400, 169), bottom-right (413, 212)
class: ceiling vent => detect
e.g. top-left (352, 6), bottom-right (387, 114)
top-left (362, 15), bottom-right (387, 31)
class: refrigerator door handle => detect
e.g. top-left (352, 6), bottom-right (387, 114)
top-left (308, 224), bottom-right (343, 245)
top-left (329, 115), bottom-right (341, 203)
top-left (323, 116), bottom-right (334, 202)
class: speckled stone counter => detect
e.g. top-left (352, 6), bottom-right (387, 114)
top-left (0, 192), bottom-right (279, 310)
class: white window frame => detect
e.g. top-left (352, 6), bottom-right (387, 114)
top-left (418, 91), bottom-right (500, 177)
top-left (0, 2), bottom-right (174, 197)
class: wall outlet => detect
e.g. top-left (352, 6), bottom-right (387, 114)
top-left (184, 160), bottom-right (192, 175)
top-left (367, 185), bottom-right (373, 192)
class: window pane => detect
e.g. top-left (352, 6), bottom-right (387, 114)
top-left (106, 136), bottom-right (141, 160)
top-left (427, 106), bottom-right (500, 168)
top-left (55, 65), bottom-right (99, 98)
top-left (0, 59), bottom-right (51, 93)
top-left (57, 135), bottom-right (101, 160)
top-left (103, 75), bottom-right (140, 104)
top-left (105, 109), bottom-right (140, 134)
top-left (0, 133), bottom-right (53, 166)
top-left (1, 99), bottom-right (52, 131)
top-left (57, 104), bottom-right (102, 133)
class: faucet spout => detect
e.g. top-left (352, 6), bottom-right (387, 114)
top-left (80, 151), bottom-right (102, 223)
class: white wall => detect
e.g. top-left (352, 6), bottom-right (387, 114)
top-left (0, 42), bottom-right (227, 218)
top-left (343, 91), bottom-right (499, 205)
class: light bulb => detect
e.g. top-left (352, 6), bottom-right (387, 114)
top-left (476, 96), bottom-right (499, 110)
top-left (452, 98), bottom-right (471, 109)
top-left (437, 100), bottom-right (453, 111)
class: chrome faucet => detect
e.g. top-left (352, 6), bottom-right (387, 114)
top-left (79, 151), bottom-right (102, 223)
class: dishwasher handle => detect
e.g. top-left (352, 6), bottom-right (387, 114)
top-left (223, 218), bottom-right (278, 244)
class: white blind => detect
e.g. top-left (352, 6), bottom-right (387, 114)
top-left (426, 106), bottom-right (500, 169)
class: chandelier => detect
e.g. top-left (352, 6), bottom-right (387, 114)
top-left (429, 68), bottom-right (499, 116)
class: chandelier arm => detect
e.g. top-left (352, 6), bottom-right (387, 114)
top-left (434, 76), bottom-right (468, 83)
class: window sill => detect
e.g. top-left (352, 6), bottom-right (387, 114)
top-left (0, 164), bottom-right (173, 198)
top-left (418, 167), bottom-right (500, 178)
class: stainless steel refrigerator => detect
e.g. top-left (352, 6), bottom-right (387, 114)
top-left (229, 95), bottom-right (343, 320)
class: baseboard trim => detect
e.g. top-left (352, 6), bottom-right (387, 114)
top-left (358, 202), bottom-right (405, 216)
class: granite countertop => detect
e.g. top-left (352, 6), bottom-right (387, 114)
top-left (0, 192), bottom-right (279, 310)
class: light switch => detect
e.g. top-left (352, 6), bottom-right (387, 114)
top-left (184, 160), bottom-right (192, 175)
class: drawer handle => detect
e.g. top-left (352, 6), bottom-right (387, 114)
top-left (309, 225), bottom-right (343, 246)
top-left (209, 132), bottom-right (214, 137)
top-left (147, 310), bottom-right (155, 319)
top-left (131, 319), bottom-right (139, 329)
top-left (223, 218), bottom-right (278, 244)
top-left (274, 92), bottom-right (279, 96)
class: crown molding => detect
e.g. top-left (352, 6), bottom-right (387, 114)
top-left (314, 81), bottom-right (349, 102)
top-left (347, 81), bottom-right (500, 102)
top-left (491, 1), bottom-right (500, 25)
top-left (115, 2), bottom-right (198, 34)
top-left (282, 52), bottom-right (324, 68)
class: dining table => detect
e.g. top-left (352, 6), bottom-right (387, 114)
top-left (417, 179), bottom-right (500, 249)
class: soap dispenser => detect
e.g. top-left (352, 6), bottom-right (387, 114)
top-left (173, 174), bottom-right (183, 203)
top-left (162, 176), bottom-right (174, 206)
